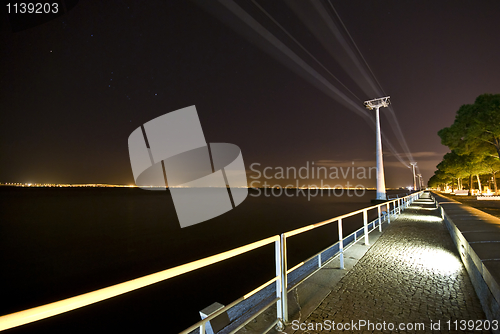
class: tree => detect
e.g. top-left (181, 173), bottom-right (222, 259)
top-left (437, 151), bottom-right (484, 194)
top-left (438, 94), bottom-right (500, 194)
top-left (481, 156), bottom-right (500, 193)
top-left (439, 94), bottom-right (500, 160)
top-left (470, 94), bottom-right (500, 158)
top-left (427, 174), bottom-right (440, 189)
top-left (428, 171), bottom-right (451, 190)
top-left (437, 152), bottom-right (469, 179)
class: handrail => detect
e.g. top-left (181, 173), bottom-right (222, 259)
top-left (0, 235), bottom-right (280, 332)
top-left (276, 191), bottom-right (423, 324)
top-left (284, 197), bottom-right (407, 292)
top-left (0, 191), bottom-right (424, 333)
top-left (286, 213), bottom-right (381, 276)
top-left (285, 197), bottom-right (406, 238)
top-left (179, 281), bottom-right (280, 334)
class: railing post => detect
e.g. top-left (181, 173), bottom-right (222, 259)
top-left (280, 234), bottom-right (288, 324)
top-left (199, 323), bottom-right (205, 334)
top-left (275, 239), bottom-right (282, 323)
top-left (318, 253), bottom-right (322, 268)
top-left (275, 238), bottom-right (287, 328)
top-left (378, 205), bottom-right (382, 232)
top-left (387, 202), bottom-right (391, 223)
top-left (363, 209), bottom-right (369, 245)
top-left (338, 219), bottom-right (344, 269)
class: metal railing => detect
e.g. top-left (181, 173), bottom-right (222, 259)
top-left (0, 191), bottom-right (423, 333)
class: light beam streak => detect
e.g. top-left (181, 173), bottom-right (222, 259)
top-left (194, 0), bottom-right (413, 168)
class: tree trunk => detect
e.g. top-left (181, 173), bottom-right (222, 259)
top-left (494, 172), bottom-right (498, 195)
top-left (476, 174), bottom-right (482, 194)
top-left (495, 138), bottom-right (500, 160)
top-left (469, 174), bottom-right (473, 196)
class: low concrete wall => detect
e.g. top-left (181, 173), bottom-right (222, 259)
top-left (433, 192), bottom-right (500, 325)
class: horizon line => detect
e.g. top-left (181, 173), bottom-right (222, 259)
top-left (0, 183), bottom-right (412, 190)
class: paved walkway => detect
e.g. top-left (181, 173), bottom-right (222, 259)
top-left (292, 193), bottom-right (488, 333)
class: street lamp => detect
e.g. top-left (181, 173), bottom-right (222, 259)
top-left (364, 96), bottom-right (390, 201)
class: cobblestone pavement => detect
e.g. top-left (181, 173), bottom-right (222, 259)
top-left (293, 193), bottom-right (489, 333)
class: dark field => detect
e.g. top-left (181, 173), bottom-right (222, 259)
top-left (0, 187), bottom-right (408, 333)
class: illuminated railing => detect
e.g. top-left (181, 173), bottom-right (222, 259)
top-left (0, 191), bottom-right (424, 333)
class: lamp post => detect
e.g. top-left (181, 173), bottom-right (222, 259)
top-left (364, 96), bottom-right (390, 201)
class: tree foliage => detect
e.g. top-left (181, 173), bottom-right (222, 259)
top-left (431, 94), bottom-right (500, 193)
top-left (428, 170), bottom-right (451, 189)
top-left (438, 94), bottom-right (500, 159)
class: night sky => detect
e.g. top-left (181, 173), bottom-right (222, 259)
top-left (1, 0), bottom-right (500, 188)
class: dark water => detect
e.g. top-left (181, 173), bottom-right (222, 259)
top-left (0, 187), bottom-right (407, 333)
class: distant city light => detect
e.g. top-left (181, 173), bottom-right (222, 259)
top-left (0, 183), bottom-right (141, 188)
